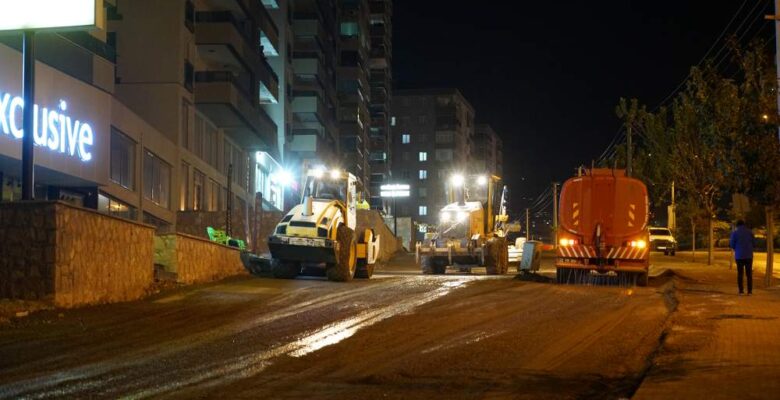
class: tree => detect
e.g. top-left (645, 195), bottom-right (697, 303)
top-left (732, 42), bottom-right (780, 284)
top-left (672, 66), bottom-right (740, 265)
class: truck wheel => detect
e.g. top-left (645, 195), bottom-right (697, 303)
top-left (326, 225), bottom-right (357, 282)
top-left (271, 259), bottom-right (300, 279)
top-left (498, 238), bottom-right (509, 274)
top-left (432, 259), bottom-right (447, 274)
top-left (637, 272), bottom-right (649, 287)
top-left (355, 260), bottom-right (374, 279)
top-left (485, 238), bottom-right (505, 275)
top-left (421, 256), bottom-right (434, 274)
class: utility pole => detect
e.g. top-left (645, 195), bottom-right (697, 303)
top-left (526, 208), bottom-right (531, 241)
top-left (668, 181), bottom-right (676, 231)
top-left (770, 1), bottom-right (780, 142)
top-left (552, 183), bottom-right (559, 248)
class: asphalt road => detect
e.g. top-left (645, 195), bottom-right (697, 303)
top-left (0, 252), bottom-right (774, 399)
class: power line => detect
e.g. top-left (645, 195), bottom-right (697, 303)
top-left (652, 0), bottom-right (769, 111)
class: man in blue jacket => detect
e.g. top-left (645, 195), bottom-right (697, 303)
top-left (730, 220), bottom-right (755, 295)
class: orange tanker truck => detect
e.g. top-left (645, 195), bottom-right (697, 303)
top-left (556, 168), bottom-right (650, 286)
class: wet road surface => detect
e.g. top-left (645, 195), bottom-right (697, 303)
top-left (0, 254), bottom-right (677, 399)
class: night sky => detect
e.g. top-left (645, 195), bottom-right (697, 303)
top-left (393, 0), bottom-right (774, 214)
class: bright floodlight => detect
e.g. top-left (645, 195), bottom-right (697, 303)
top-left (275, 169), bottom-right (294, 187)
top-left (311, 167), bottom-right (325, 179)
top-left (456, 211), bottom-right (468, 222)
top-left (450, 174), bottom-right (465, 187)
top-left (330, 169), bottom-right (341, 180)
top-left (440, 212), bottom-right (451, 222)
top-left (477, 175), bottom-right (488, 186)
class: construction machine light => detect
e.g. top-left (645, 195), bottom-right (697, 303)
top-left (330, 169), bottom-right (342, 180)
top-left (450, 174), bottom-right (465, 187)
top-left (456, 211), bottom-right (468, 222)
top-left (310, 167), bottom-right (325, 179)
top-left (440, 212), bottom-right (451, 222)
top-left (559, 238), bottom-right (577, 246)
top-left (477, 175), bottom-right (488, 186)
top-left (629, 240), bottom-right (647, 249)
top-left (273, 169), bottom-right (294, 187)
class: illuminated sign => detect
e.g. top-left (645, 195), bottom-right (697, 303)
top-left (0, 0), bottom-right (103, 32)
top-left (380, 184), bottom-right (410, 198)
top-left (0, 92), bottom-right (94, 162)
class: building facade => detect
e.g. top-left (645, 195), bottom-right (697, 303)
top-left (336, 0), bottom-right (371, 190)
top-left (391, 89), bottom-right (475, 226)
top-left (289, 0), bottom-right (340, 173)
top-left (473, 123), bottom-right (503, 177)
top-left (367, 0), bottom-right (393, 209)
top-left (0, 0), bottom-right (286, 242)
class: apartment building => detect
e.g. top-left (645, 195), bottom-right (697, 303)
top-left (367, 0), bottom-right (393, 209)
top-left (0, 0), bottom-right (286, 242)
top-left (108, 0), bottom-right (284, 226)
top-left (289, 0), bottom-right (340, 173)
top-left (391, 89), bottom-right (475, 226)
top-left (473, 124), bottom-right (504, 177)
top-left (336, 0), bottom-right (371, 190)
top-left (260, 0), bottom-right (294, 208)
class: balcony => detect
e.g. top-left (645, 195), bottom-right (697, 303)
top-left (292, 93), bottom-right (328, 125)
top-left (195, 12), bottom-right (258, 64)
top-left (258, 4), bottom-right (280, 56)
top-left (194, 71), bottom-right (277, 151)
top-left (258, 58), bottom-right (280, 104)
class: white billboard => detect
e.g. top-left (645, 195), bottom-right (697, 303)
top-left (0, 0), bottom-right (103, 32)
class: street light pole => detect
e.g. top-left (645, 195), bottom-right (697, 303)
top-left (21, 30), bottom-right (35, 200)
top-left (526, 208), bottom-right (530, 241)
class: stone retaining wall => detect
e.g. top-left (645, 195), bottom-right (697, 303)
top-left (155, 233), bottom-right (247, 284)
top-left (357, 209), bottom-right (402, 261)
top-left (0, 201), bottom-right (155, 308)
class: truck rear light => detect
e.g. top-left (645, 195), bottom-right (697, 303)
top-left (559, 238), bottom-right (577, 246)
top-left (629, 240), bottom-right (647, 249)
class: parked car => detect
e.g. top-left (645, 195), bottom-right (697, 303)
top-left (649, 227), bottom-right (677, 255)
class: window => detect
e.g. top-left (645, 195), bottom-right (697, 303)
top-left (184, 61), bottom-right (194, 92)
top-left (401, 170), bottom-right (410, 179)
top-left (179, 162), bottom-right (189, 211)
top-left (419, 133), bottom-right (428, 143)
top-left (98, 193), bottom-right (136, 221)
top-left (402, 152), bottom-right (410, 162)
top-left (143, 150), bottom-right (171, 208)
top-left (417, 115), bottom-right (427, 124)
top-left (181, 100), bottom-right (191, 148)
top-left (184, 0), bottom-right (195, 32)
top-left (436, 149), bottom-right (454, 161)
top-left (340, 22), bottom-right (359, 37)
top-left (224, 141), bottom-right (247, 189)
top-left (208, 179), bottom-right (221, 211)
top-left (390, 116), bottom-right (397, 126)
top-left (419, 206), bottom-right (428, 216)
top-left (401, 134), bottom-right (410, 144)
top-left (110, 127), bottom-right (135, 190)
top-left (418, 152), bottom-right (427, 162)
top-left (419, 170), bottom-right (428, 180)
top-left (419, 187), bottom-right (427, 198)
top-left (435, 132), bottom-right (454, 143)
top-left (193, 169), bottom-right (205, 211)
